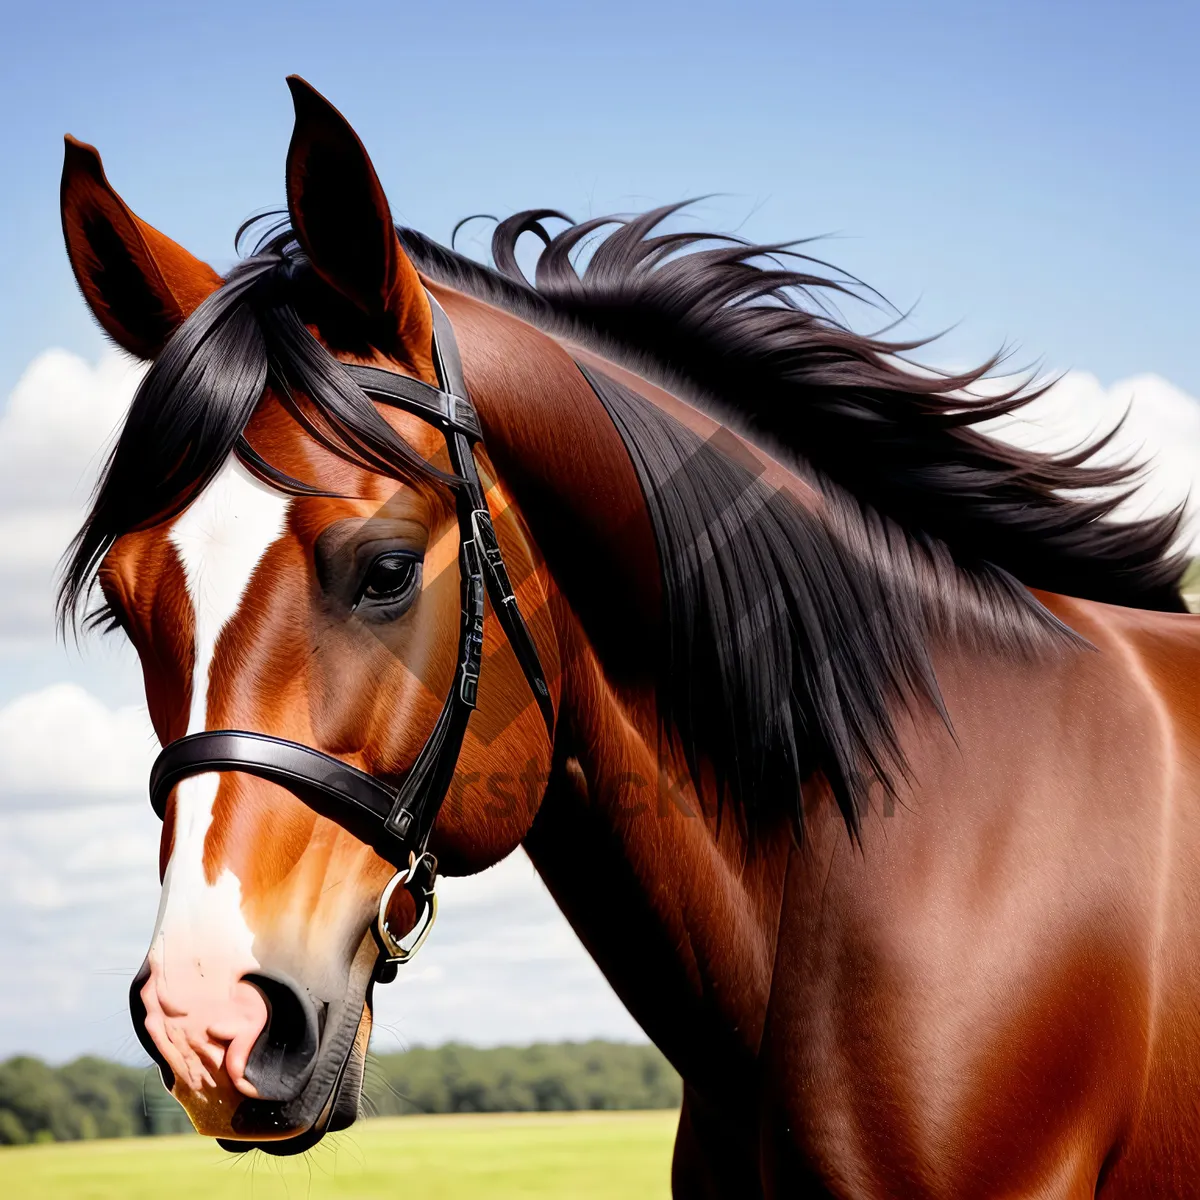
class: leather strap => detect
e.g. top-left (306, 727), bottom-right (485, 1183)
top-left (150, 730), bottom-right (401, 859)
top-left (341, 363), bottom-right (482, 442)
top-left (425, 296), bottom-right (555, 740)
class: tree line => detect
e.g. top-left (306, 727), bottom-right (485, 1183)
top-left (0, 1041), bottom-right (680, 1145)
top-left (364, 1041), bottom-right (681, 1116)
top-left (0, 1056), bottom-right (189, 1145)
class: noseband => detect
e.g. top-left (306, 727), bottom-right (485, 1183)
top-left (148, 295), bottom-right (554, 977)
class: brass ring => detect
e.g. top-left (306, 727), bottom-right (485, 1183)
top-left (376, 854), bottom-right (439, 963)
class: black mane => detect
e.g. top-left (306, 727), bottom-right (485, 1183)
top-left (401, 207), bottom-right (1188, 833)
top-left (403, 208), bottom-right (1186, 612)
top-left (61, 205), bottom-right (1188, 839)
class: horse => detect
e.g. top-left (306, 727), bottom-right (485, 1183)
top-left (54, 75), bottom-right (1200, 1196)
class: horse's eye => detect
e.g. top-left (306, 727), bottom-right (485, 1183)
top-left (359, 553), bottom-right (420, 605)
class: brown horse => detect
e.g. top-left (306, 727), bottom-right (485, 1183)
top-left (56, 76), bottom-right (1200, 1196)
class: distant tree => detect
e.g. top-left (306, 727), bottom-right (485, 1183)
top-left (0, 1108), bottom-right (28, 1145)
top-left (0, 1056), bottom-right (94, 1143)
top-left (0, 1056), bottom-right (188, 1144)
top-left (59, 1057), bottom-right (150, 1138)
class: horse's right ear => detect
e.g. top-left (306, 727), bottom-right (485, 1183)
top-left (60, 136), bottom-right (222, 360)
top-left (284, 76), bottom-right (436, 380)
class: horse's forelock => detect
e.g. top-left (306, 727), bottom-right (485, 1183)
top-left (58, 235), bottom-right (454, 634)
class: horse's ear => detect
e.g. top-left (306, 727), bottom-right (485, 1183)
top-left (285, 75), bottom-right (435, 379)
top-left (60, 136), bottom-right (222, 360)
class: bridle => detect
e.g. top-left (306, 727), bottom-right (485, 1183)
top-left (147, 294), bottom-right (555, 979)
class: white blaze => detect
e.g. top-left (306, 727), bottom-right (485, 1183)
top-left (148, 460), bottom-right (290, 988)
top-left (171, 459), bottom-right (291, 739)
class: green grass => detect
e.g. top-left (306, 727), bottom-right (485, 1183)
top-left (0, 1110), bottom-right (677, 1200)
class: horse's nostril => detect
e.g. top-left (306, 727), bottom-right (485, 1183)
top-left (241, 973), bottom-right (320, 1102)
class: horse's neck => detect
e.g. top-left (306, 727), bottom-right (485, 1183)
top-left (523, 635), bottom-right (792, 1090)
top-left (444, 289), bottom-right (794, 1083)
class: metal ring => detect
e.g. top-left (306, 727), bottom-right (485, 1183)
top-left (376, 854), bottom-right (439, 964)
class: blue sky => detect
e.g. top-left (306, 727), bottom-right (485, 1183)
top-left (2, 0), bottom-right (1198, 400)
top-left (1, 0), bottom-right (1199, 1061)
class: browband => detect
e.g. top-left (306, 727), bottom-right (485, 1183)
top-left (341, 362), bottom-right (483, 442)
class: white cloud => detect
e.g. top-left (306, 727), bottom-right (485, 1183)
top-left (0, 682), bottom-right (156, 802)
top-left (0, 349), bottom-right (142, 649)
top-left (984, 372), bottom-right (1200, 548)
top-left (0, 348), bottom-right (143, 507)
top-left (0, 511), bottom-right (83, 573)
top-left (0, 799), bottom-right (173, 1060)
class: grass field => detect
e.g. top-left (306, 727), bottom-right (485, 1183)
top-left (0, 1110), bottom-right (677, 1199)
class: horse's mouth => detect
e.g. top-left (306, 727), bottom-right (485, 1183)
top-left (217, 984), bottom-right (373, 1155)
top-left (217, 946), bottom-right (377, 1155)
top-left (217, 1033), bottom-right (366, 1156)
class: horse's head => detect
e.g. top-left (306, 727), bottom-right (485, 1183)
top-left (58, 79), bottom-right (560, 1151)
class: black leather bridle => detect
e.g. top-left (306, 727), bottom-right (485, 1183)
top-left (147, 295), bottom-right (554, 974)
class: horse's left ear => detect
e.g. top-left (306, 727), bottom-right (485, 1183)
top-left (60, 136), bottom-right (223, 360)
top-left (285, 76), bottom-right (435, 380)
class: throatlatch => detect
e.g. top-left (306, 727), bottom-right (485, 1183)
top-left (148, 293), bottom-right (554, 976)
